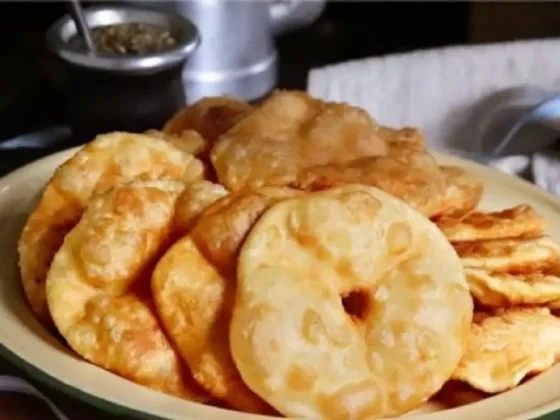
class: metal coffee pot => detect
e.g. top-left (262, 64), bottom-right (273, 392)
top-left (138, 0), bottom-right (325, 103)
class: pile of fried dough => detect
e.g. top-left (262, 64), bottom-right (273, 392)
top-left (17, 90), bottom-right (560, 419)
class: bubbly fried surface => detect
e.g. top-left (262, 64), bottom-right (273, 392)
top-left (230, 185), bottom-right (473, 419)
top-left (466, 268), bottom-right (560, 307)
top-left (210, 90), bottom-right (389, 192)
top-left (145, 129), bottom-right (209, 158)
top-left (162, 96), bottom-right (253, 159)
top-left (376, 125), bottom-right (426, 150)
top-left (191, 187), bottom-right (302, 274)
top-left (433, 166), bottom-right (483, 219)
top-left (163, 96), bottom-right (252, 141)
top-left (437, 205), bottom-right (546, 242)
top-left (297, 144), bottom-right (446, 216)
top-left (152, 187), bottom-right (300, 413)
top-left (46, 181), bottom-right (209, 401)
top-left (18, 132), bottom-right (204, 328)
top-left (452, 307), bottom-right (560, 393)
top-left (455, 236), bottom-right (560, 274)
top-left (455, 236), bottom-right (560, 306)
top-left (172, 180), bottom-right (229, 234)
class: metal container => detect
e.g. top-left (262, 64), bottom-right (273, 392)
top-left (141, 0), bottom-right (326, 103)
top-left (45, 5), bottom-right (200, 143)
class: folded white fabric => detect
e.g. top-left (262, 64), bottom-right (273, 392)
top-left (308, 38), bottom-right (560, 150)
top-left (307, 38), bottom-right (560, 194)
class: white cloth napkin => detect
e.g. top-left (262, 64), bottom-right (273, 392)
top-left (307, 38), bottom-right (560, 194)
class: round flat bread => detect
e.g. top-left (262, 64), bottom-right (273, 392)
top-left (18, 132), bottom-right (204, 328)
top-left (46, 180), bottom-right (210, 401)
top-left (210, 90), bottom-right (388, 192)
top-left (230, 184), bottom-right (473, 419)
top-left (152, 187), bottom-right (300, 413)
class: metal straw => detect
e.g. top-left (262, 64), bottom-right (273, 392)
top-left (68, 0), bottom-right (96, 53)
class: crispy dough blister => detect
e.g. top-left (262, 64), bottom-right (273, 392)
top-left (210, 90), bottom-right (389, 192)
top-left (152, 187), bottom-right (301, 413)
top-left (18, 132), bottom-right (205, 328)
top-left (297, 145), bottom-right (446, 217)
top-left (230, 184), bottom-right (473, 419)
top-left (433, 165), bottom-right (483, 220)
top-left (436, 204), bottom-right (546, 243)
top-left (163, 97), bottom-right (253, 144)
top-left (46, 180), bottom-right (226, 401)
top-left (452, 307), bottom-right (560, 393)
top-left (452, 236), bottom-right (560, 307)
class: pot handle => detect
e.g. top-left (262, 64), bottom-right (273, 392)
top-left (269, 0), bottom-right (326, 35)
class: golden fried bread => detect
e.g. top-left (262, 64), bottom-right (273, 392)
top-left (437, 205), bottom-right (546, 242)
top-left (297, 146), bottom-right (446, 217)
top-left (145, 129), bottom-right (209, 157)
top-left (465, 269), bottom-right (560, 307)
top-left (455, 236), bottom-right (560, 274)
top-left (18, 132), bottom-right (204, 328)
top-left (162, 96), bottom-right (253, 159)
top-left (377, 125), bottom-right (426, 150)
top-left (210, 90), bottom-right (389, 192)
top-left (172, 180), bottom-right (229, 233)
top-left (46, 181), bottom-right (210, 400)
top-left (191, 187), bottom-right (302, 274)
top-left (163, 96), bottom-right (252, 141)
top-left (456, 236), bottom-right (560, 306)
top-left (230, 184), bottom-right (473, 419)
top-left (452, 307), bottom-right (560, 393)
top-left (433, 166), bottom-right (483, 219)
top-left (152, 187), bottom-right (301, 413)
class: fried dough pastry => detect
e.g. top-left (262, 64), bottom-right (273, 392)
top-left (297, 144), bottom-right (446, 216)
top-left (465, 268), bottom-right (560, 307)
top-left (376, 125), bottom-right (426, 150)
top-left (152, 187), bottom-right (301, 413)
top-left (46, 180), bottom-right (218, 401)
top-left (454, 236), bottom-right (560, 306)
top-left (437, 205), bottom-right (546, 242)
top-left (173, 180), bottom-right (229, 233)
top-left (230, 184), bottom-right (473, 419)
top-left (455, 236), bottom-right (560, 274)
top-left (210, 90), bottom-right (388, 192)
top-left (452, 307), bottom-right (560, 393)
top-left (18, 132), bottom-right (205, 328)
top-left (433, 166), bottom-right (483, 219)
top-left (162, 96), bottom-right (253, 159)
top-left (145, 129), bottom-right (208, 157)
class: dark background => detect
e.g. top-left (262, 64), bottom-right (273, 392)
top-left (1, 1), bottom-right (560, 174)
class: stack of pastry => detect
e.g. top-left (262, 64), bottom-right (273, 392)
top-left (16, 90), bottom-right (560, 419)
top-left (434, 204), bottom-right (560, 395)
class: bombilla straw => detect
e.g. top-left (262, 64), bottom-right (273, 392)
top-left (68, 0), bottom-right (96, 54)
